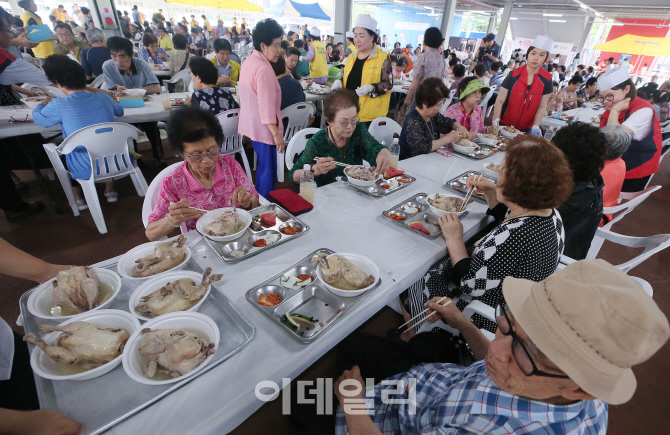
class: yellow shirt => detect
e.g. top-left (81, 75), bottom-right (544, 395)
top-left (309, 40), bottom-right (328, 79)
top-left (203, 19), bottom-right (210, 30)
top-left (22, 11), bottom-right (55, 59)
top-left (343, 47), bottom-right (392, 122)
top-left (54, 9), bottom-right (66, 22)
top-left (191, 19), bottom-right (198, 29)
top-left (158, 34), bottom-right (173, 50)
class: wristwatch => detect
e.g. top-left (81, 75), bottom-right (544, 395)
top-left (370, 84), bottom-right (378, 98)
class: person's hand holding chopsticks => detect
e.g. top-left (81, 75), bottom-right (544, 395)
top-left (425, 297), bottom-right (468, 329)
top-left (167, 198), bottom-right (201, 224)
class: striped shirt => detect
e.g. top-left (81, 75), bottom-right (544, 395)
top-left (335, 361), bottom-right (607, 435)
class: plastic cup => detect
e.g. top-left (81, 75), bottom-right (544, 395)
top-left (162, 99), bottom-right (172, 110)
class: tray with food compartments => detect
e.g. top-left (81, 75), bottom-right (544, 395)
top-left (341, 172), bottom-right (417, 197)
top-left (381, 192), bottom-right (469, 239)
top-left (198, 203), bottom-right (310, 263)
top-left (245, 249), bottom-right (382, 343)
top-left (444, 171), bottom-right (497, 204)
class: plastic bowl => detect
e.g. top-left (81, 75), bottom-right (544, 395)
top-left (128, 271), bottom-right (215, 322)
top-left (121, 89), bottom-right (147, 97)
top-left (122, 311), bottom-right (220, 385)
top-left (452, 141), bottom-right (479, 154)
top-left (27, 268), bottom-right (122, 321)
top-left (22, 98), bottom-right (43, 109)
top-left (29, 309), bottom-right (141, 381)
top-left (196, 208), bottom-right (252, 242)
top-left (483, 162), bottom-right (501, 179)
top-left (426, 193), bottom-right (470, 217)
top-left (500, 127), bottom-right (522, 139)
top-left (345, 166), bottom-right (382, 188)
top-left (117, 239), bottom-right (191, 281)
top-left (476, 134), bottom-right (501, 147)
top-left (316, 252), bottom-right (379, 298)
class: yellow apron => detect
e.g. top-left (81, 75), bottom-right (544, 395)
top-left (309, 40), bottom-right (328, 79)
top-left (23, 11), bottom-right (55, 59)
top-left (343, 47), bottom-right (391, 122)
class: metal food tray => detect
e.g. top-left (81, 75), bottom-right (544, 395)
top-left (198, 203), bottom-right (310, 263)
top-left (245, 249), bottom-right (381, 343)
top-left (19, 259), bottom-right (255, 435)
top-left (450, 142), bottom-right (502, 160)
top-left (381, 192), bottom-right (468, 239)
top-left (342, 173), bottom-right (417, 197)
top-left (445, 171), bottom-right (495, 204)
top-left (170, 97), bottom-right (187, 107)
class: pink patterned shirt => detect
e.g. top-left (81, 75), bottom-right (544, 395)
top-left (148, 155), bottom-right (259, 231)
top-left (238, 50), bottom-right (283, 144)
top-left (442, 102), bottom-right (486, 134)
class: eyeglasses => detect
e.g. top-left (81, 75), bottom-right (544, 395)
top-left (595, 94), bottom-right (615, 103)
top-left (337, 118), bottom-right (358, 127)
top-left (184, 149), bottom-right (219, 161)
top-left (495, 303), bottom-right (570, 379)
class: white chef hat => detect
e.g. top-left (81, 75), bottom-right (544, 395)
top-left (597, 66), bottom-right (631, 92)
top-left (530, 35), bottom-right (553, 53)
top-left (346, 31), bottom-right (354, 39)
top-left (354, 14), bottom-right (377, 32)
top-left (310, 27), bottom-right (321, 37)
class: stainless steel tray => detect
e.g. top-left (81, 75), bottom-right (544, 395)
top-left (198, 203), bottom-right (310, 263)
top-left (19, 259), bottom-right (255, 435)
top-left (245, 249), bottom-right (381, 343)
top-left (444, 171), bottom-right (496, 203)
top-left (341, 173), bottom-right (417, 198)
top-left (449, 143), bottom-right (502, 160)
top-left (381, 192), bottom-right (468, 239)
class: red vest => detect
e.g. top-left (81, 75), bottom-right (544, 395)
top-left (501, 65), bottom-right (553, 130)
top-left (600, 97), bottom-right (662, 179)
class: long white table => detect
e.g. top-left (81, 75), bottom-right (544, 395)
top-left (400, 150), bottom-right (504, 186)
top-left (541, 106), bottom-right (604, 130)
top-left (0, 93), bottom-right (190, 139)
top-left (71, 154), bottom-right (500, 434)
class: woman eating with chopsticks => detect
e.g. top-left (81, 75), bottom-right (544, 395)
top-left (145, 107), bottom-right (259, 241)
top-left (288, 89), bottom-right (391, 187)
top-left (395, 136), bottom-right (573, 359)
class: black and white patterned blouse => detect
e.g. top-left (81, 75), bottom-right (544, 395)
top-left (407, 203), bottom-right (565, 333)
top-left (191, 86), bottom-right (239, 114)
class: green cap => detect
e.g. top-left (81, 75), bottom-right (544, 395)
top-left (460, 79), bottom-right (490, 101)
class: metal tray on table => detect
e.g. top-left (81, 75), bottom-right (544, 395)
top-left (342, 173), bottom-right (417, 197)
top-left (19, 259), bottom-right (255, 435)
top-left (445, 170), bottom-right (496, 204)
top-left (170, 97), bottom-right (187, 107)
top-left (198, 203), bottom-right (310, 263)
top-left (245, 249), bottom-right (381, 343)
top-left (381, 192), bottom-right (468, 239)
top-left (450, 142), bottom-right (502, 160)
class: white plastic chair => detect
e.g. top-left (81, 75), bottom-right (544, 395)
top-left (141, 161), bottom-right (187, 236)
top-left (479, 85), bottom-right (497, 109)
top-left (284, 128), bottom-right (320, 173)
top-left (43, 122), bottom-right (149, 234)
top-left (215, 109), bottom-right (253, 181)
top-left (561, 228), bottom-right (670, 274)
top-left (586, 185), bottom-right (661, 258)
top-left (440, 89), bottom-right (457, 113)
top-left (277, 102), bottom-right (317, 182)
top-left (645, 145), bottom-right (670, 188)
top-left (368, 117), bottom-right (401, 148)
top-left (90, 75), bottom-right (105, 89)
top-left (167, 68), bottom-right (191, 91)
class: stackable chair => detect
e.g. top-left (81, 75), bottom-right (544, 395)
top-left (216, 109), bottom-right (253, 180)
top-left (276, 102), bottom-right (317, 182)
top-left (368, 117), bottom-right (402, 147)
top-left (43, 122), bottom-right (148, 234)
top-left (141, 162), bottom-right (187, 237)
top-left (284, 128), bottom-right (320, 174)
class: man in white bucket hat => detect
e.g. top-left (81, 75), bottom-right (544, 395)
top-left (283, 260), bottom-right (668, 434)
top-left (303, 27), bottom-right (328, 84)
top-left (597, 66), bottom-right (663, 192)
top-left (331, 14), bottom-right (393, 124)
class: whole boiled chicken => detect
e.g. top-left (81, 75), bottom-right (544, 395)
top-left (51, 266), bottom-right (99, 313)
top-left (346, 166), bottom-right (377, 181)
top-left (23, 322), bottom-right (130, 368)
top-left (139, 328), bottom-right (215, 378)
top-left (203, 210), bottom-right (239, 236)
top-left (132, 235), bottom-right (187, 277)
top-left (134, 267), bottom-right (223, 318)
top-left (311, 251), bottom-right (375, 290)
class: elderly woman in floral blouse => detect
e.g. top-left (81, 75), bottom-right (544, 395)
top-left (146, 107), bottom-right (258, 241)
top-left (443, 77), bottom-right (498, 140)
top-left (186, 56), bottom-right (239, 114)
top-left (399, 77), bottom-right (468, 160)
top-left (289, 90), bottom-right (391, 187)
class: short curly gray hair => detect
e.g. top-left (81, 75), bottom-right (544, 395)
top-left (601, 125), bottom-right (632, 161)
top-left (86, 27), bottom-right (105, 43)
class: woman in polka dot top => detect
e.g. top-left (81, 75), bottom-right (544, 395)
top-left (402, 136), bottom-right (574, 336)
